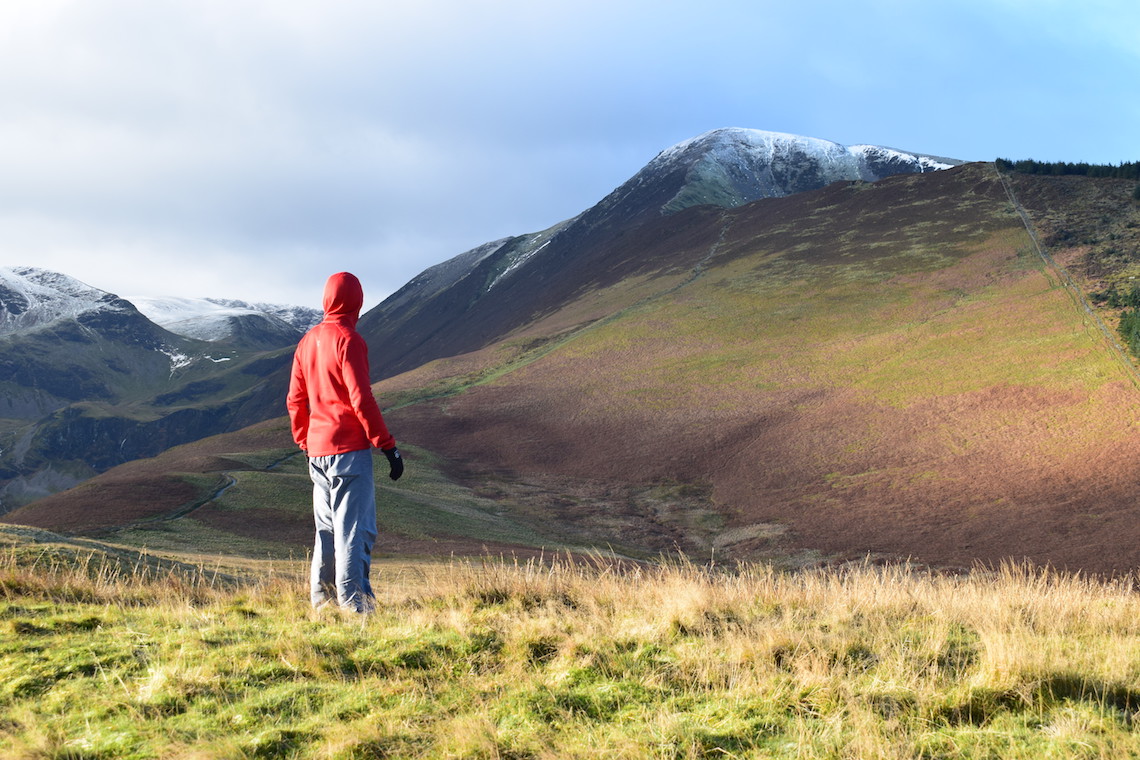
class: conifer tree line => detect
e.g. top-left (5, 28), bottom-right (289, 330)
top-left (1092, 284), bottom-right (1140, 310)
top-left (1120, 310), bottom-right (1140, 357)
top-left (1091, 285), bottom-right (1140, 358)
top-left (996, 157), bottom-right (1140, 180)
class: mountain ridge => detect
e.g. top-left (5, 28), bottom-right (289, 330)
top-left (0, 266), bottom-right (144, 336)
top-left (357, 128), bottom-right (959, 380)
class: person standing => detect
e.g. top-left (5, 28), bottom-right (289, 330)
top-left (286, 271), bottom-right (404, 613)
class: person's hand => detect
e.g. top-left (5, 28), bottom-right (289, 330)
top-left (382, 447), bottom-right (404, 481)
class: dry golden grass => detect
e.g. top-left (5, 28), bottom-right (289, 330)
top-left (5, 528), bottom-right (1140, 758)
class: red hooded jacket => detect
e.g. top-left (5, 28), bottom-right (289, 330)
top-left (286, 272), bottom-right (396, 457)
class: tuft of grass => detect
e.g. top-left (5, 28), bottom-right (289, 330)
top-left (5, 533), bottom-right (1140, 757)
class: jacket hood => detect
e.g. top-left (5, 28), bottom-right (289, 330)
top-left (322, 272), bottom-right (364, 326)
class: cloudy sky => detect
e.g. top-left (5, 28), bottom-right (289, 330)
top-left (0, 0), bottom-right (1137, 310)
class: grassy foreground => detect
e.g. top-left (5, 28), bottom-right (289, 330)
top-left (4, 533), bottom-right (1140, 759)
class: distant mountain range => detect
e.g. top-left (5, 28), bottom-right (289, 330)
top-left (0, 267), bottom-right (318, 349)
top-left (0, 267), bottom-right (317, 509)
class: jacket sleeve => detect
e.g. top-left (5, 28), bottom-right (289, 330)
top-left (285, 347), bottom-right (310, 450)
top-left (342, 333), bottom-right (396, 451)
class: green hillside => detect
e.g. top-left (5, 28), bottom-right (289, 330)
top-left (383, 163), bottom-right (1140, 572)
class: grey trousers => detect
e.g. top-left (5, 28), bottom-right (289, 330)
top-left (308, 449), bottom-right (377, 612)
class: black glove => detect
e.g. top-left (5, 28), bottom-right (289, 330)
top-left (382, 447), bottom-right (404, 481)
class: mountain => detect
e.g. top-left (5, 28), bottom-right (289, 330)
top-left (358, 128), bottom-right (962, 379)
top-left (0, 267), bottom-right (298, 509)
top-left (128, 296), bottom-right (320, 349)
top-left (13, 156), bottom-right (1140, 573)
top-left (0, 267), bottom-right (200, 414)
top-left (12, 128), bottom-right (1140, 575)
top-left (594, 128), bottom-right (959, 220)
top-left (361, 165), bottom-right (1140, 573)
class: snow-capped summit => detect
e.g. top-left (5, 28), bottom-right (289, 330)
top-left (644, 128), bottom-right (961, 214)
top-left (0, 266), bottom-right (138, 335)
top-left (568, 127), bottom-right (964, 248)
top-left (204, 298), bottom-right (322, 333)
top-left (654, 128), bottom-right (955, 173)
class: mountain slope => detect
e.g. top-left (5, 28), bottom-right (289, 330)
top-left (378, 163), bottom-right (1140, 572)
top-left (358, 129), bottom-right (960, 379)
top-left (15, 163), bottom-right (1140, 573)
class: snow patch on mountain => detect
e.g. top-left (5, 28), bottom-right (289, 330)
top-left (654, 129), bottom-right (955, 178)
top-left (849, 144), bottom-right (956, 173)
top-left (654, 128), bottom-right (846, 171)
top-left (158, 345), bottom-right (194, 376)
top-left (205, 299), bottom-right (323, 333)
top-left (0, 266), bottom-right (138, 335)
top-left (486, 220), bottom-right (576, 291)
top-left (128, 296), bottom-right (321, 343)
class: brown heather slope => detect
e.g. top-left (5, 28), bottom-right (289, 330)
top-left (2, 419), bottom-right (291, 535)
top-left (9, 164), bottom-right (1140, 573)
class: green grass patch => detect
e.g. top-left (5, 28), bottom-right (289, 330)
top-left (115, 517), bottom-right (307, 561)
top-left (531, 220), bottom-right (1119, 415)
top-left (105, 445), bottom-right (580, 561)
top-left (371, 447), bottom-right (563, 549)
top-left (206, 470), bottom-right (312, 516)
top-left (384, 326), bottom-right (604, 413)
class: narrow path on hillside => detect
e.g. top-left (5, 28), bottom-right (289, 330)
top-left (184, 474), bottom-right (238, 517)
top-left (171, 450), bottom-right (303, 522)
top-left (995, 166), bottom-right (1140, 388)
top-left (107, 451), bottom-right (305, 534)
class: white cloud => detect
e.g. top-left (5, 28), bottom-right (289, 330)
top-left (0, 0), bottom-right (1134, 305)
top-left (0, 0), bottom-right (666, 302)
